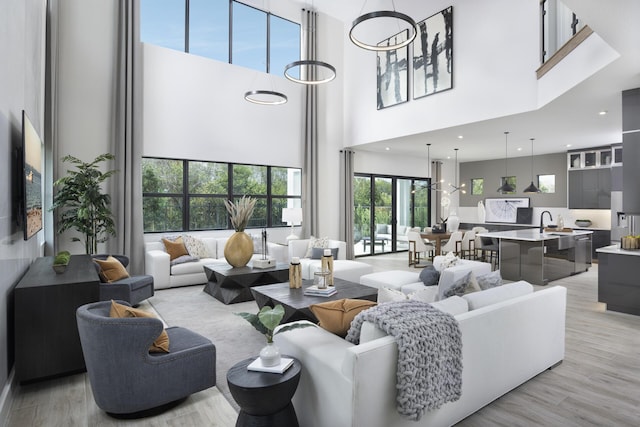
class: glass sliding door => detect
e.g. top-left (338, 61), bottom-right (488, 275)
top-left (354, 174), bottom-right (431, 257)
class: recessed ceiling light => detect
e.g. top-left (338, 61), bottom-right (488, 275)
top-left (517, 147), bottom-right (522, 151)
top-left (457, 135), bottom-right (463, 139)
top-left (566, 144), bottom-right (572, 147)
top-left (446, 156), bottom-right (451, 159)
top-left (599, 110), bottom-right (608, 115)
top-left (385, 147), bottom-right (390, 151)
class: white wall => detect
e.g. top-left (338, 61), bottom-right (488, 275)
top-left (0, 0), bottom-right (46, 415)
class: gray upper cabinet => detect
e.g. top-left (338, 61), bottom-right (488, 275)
top-left (568, 168), bottom-right (611, 209)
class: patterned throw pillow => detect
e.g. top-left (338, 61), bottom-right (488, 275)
top-left (476, 270), bottom-right (503, 290)
top-left (440, 252), bottom-right (460, 269)
top-left (182, 234), bottom-right (209, 259)
top-left (304, 236), bottom-right (329, 258)
top-left (443, 271), bottom-right (481, 298)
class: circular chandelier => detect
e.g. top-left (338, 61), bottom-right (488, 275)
top-left (349, 11), bottom-right (417, 52)
top-left (284, 60), bottom-right (336, 85)
top-left (243, 90), bottom-right (288, 106)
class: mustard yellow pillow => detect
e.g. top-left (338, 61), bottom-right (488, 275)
top-left (162, 236), bottom-right (189, 261)
top-left (93, 256), bottom-right (130, 283)
top-left (109, 300), bottom-right (170, 353)
top-left (310, 298), bottom-right (377, 337)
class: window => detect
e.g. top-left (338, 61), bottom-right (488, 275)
top-left (142, 158), bottom-right (302, 233)
top-left (501, 176), bottom-right (516, 194)
top-left (141, 0), bottom-right (300, 75)
top-left (471, 178), bottom-right (483, 195)
top-left (537, 174), bottom-right (556, 193)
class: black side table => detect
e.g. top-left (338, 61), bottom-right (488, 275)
top-left (227, 356), bottom-right (301, 427)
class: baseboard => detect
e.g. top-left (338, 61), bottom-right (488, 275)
top-left (0, 369), bottom-right (16, 427)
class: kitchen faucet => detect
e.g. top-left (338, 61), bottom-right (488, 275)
top-left (540, 210), bottom-right (553, 233)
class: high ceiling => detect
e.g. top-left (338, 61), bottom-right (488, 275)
top-left (295, 0), bottom-right (640, 162)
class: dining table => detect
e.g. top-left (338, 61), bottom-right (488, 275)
top-left (420, 231), bottom-right (463, 256)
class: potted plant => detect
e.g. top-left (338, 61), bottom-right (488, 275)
top-left (52, 250), bottom-right (71, 274)
top-left (223, 195), bottom-right (256, 267)
top-left (50, 154), bottom-right (117, 254)
top-left (236, 304), bottom-right (314, 366)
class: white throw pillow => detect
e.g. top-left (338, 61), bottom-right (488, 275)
top-left (182, 234), bottom-right (210, 259)
top-left (304, 236), bottom-right (329, 258)
top-left (377, 287), bottom-right (408, 303)
top-left (408, 286), bottom-right (438, 303)
top-left (430, 296), bottom-right (469, 316)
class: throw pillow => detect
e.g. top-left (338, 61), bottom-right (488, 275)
top-left (377, 287), bottom-right (408, 304)
top-left (440, 252), bottom-right (460, 269)
top-left (443, 271), bottom-right (481, 298)
top-left (408, 286), bottom-right (438, 303)
top-left (309, 298), bottom-right (377, 337)
top-left (162, 236), bottom-right (189, 261)
top-left (419, 265), bottom-right (440, 286)
top-left (182, 234), bottom-right (210, 259)
top-left (109, 300), bottom-right (170, 353)
top-left (170, 254), bottom-right (199, 266)
top-left (304, 236), bottom-right (329, 258)
top-left (476, 270), bottom-right (503, 290)
top-left (93, 256), bottom-right (130, 283)
top-left (310, 247), bottom-right (339, 260)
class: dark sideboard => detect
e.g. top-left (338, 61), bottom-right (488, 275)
top-left (14, 254), bottom-right (100, 383)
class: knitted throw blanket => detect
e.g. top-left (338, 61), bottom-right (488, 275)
top-left (345, 300), bottom-right (462, 420)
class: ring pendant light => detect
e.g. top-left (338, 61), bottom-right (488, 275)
top-left (349, 10), bottom-right (417, 51)
top-left (284, 60), bottom-right (336, 85)
top-left (244, 90), bottom-right (288, 106)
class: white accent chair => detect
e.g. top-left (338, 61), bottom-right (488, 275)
top-left (407, 230), bottom-right (435, 267)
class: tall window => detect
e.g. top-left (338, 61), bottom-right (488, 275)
top-left (140, 0), bottom-right (300, 75)
top-left (142, 158), bottom-right (301, 233)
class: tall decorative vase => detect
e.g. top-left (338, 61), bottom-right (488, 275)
top-left (259, 342), bottom-right (281, 367)
top-left (224, 231), bottom-right (253, 267)
top-left (477, 201), bottom-right (486, 223)
top-left (447, 212), bottom-right (460, 232)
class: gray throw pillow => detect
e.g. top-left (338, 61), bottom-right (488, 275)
top-left (311, 247), bottom-right (339, 260)
top-left (419, 265), bottom-right (440, 286)
top-left (443, 271), bottom-right (481, 298)
top-left (476, 270), bottom-right (503, 290)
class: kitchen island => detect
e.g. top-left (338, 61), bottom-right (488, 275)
top-left (477, 229), bottom-right (593, 285)
top-left (596, 245), bottom-right (640, 315)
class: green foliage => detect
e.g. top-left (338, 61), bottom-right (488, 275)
top-left (50, 154), bottom-right (117, 254)
top-left (235, 304), bottom-right (315, 343)
top-left (53, 251), bottom-right (71, 265)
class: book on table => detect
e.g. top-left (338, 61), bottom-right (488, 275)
top-left (247, 357), bottom-right (294, 374)
top-left (304, 285), bottom-right (337, 297)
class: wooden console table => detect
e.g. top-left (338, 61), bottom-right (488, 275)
top-left (14, 255), bottom-right (100, 383)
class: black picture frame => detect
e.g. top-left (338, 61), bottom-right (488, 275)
top-left (376, 29), bottom-right (409, 110)
top-left (413, 6), bottom-right (453, 100)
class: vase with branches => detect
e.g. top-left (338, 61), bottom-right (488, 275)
top-left (223, 196), bottom-right (257, 267)
top-left (50, 153), bottom-right (117, 254)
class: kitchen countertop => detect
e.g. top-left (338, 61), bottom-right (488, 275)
top-left (596, 244), bottom-right (640, 256)
top-left (477, 229), bottom-right (593, 242)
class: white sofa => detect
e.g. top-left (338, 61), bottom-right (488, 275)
top-left (145, 236), bottom-right (288, 289)
top-left (288, 239), bottom-right (374, 283)
top-left (275, 282), bottom-right (567, 427)
top-left (360, 256), bottom-right (492, 301)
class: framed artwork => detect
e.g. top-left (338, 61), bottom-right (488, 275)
top-left (376, 30), bottom-right (409, 109)
top-left (413, 6), bottom-right (453, 99)
top-left (484, 198), bottom-right (530, 223)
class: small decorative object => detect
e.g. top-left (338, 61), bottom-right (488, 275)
top-left (321, 249), bottom-right (334, 286)
top-left (52, 250), bottom-right (71, 274)
top-left (314, 270), bottom-right (331, 289)
top-left (620, 235), bottom-right (640, 250)
top-left (477, 200), bottom-right (486, 223)
top-left (223, 196), bottom-right (256, 268)
top-left (557, 214), bottom-right (565, 230)
top-left (289, 257), bottom-right (302, 289)
top-left (447, 211), bottom-right (460, 232)
top-left (235, 305), bottom-right (314, 367)
top-left (253, 229), bottom-right (276, 269)
top-left (575, 219), bottom-right (592, 227)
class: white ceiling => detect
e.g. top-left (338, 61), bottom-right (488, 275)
top-left (295, 0), bottom-right (640, 162)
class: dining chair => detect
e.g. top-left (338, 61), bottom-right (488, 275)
top-left (407, 230), bottom-right (435, 267)
top-left (458, 230), bottom-right (477, 259)
top-left (440, 231), bottom-right (463, 256)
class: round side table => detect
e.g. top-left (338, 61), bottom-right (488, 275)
top-left (227, 356), bottom-right (301, 427)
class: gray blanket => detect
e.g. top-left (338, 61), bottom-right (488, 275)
top-left (345, 300), bottom-right (462, 421)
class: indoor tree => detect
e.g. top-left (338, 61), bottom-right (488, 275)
top-left (50, 153), bottom-right (117, 254)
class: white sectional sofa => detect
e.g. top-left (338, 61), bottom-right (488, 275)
top-left (288, 238), bottom-right (374, 283)
top-left (145, 236), bottom-right (288, 289)
top-left (275, 282), bottom-right (567, 427)
top-left (360, 256), bottom-right (492, 301)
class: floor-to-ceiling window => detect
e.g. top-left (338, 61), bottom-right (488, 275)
top-left (354, 174), bottom-right (431, 256)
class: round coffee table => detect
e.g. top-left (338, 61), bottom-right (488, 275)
top-left (227, 356), bottom-right (301, 427)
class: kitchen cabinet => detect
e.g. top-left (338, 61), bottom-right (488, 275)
top-left (573, 229), bottom-right (611, 260)
top-left (568, 168), bottom-right (611, 209)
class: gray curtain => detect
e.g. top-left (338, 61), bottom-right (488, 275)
top-left (339, 149), bottom-right (355, 259)
top-left (108, 0), bottom-right (144, 274)
top-left (301, 9), bottom-right (319, 238)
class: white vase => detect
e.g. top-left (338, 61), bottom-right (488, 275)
top-left (259, 342), bottom-right (281, 367)
top-left (447, 212), bottom-right (460, 232)
top-left (477, 201), bottom-right (486, 223)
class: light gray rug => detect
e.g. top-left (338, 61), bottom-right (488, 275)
top-left (147, 285), bottom-right (267, 411)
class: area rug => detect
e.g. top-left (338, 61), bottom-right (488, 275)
top-left (147, 285), bottom-right (267, 411)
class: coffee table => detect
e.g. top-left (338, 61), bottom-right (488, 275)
top-left (204, 263), bottom-right (289, 304)
top-left (251, 278), bottom-right (378, 323)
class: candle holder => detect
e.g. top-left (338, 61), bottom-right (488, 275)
top-left (313, 270), bottom-right (331, 289)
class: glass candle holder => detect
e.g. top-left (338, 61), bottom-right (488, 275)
top-left (313, 270), bottom-right (331, 289)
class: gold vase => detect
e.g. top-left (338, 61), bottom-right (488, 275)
top-left (224, 231), bottom-right (254, 267)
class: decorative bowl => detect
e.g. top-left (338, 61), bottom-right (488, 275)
top-left (52, 264), bottom-right (67, 274)
top-left (575, 220), bottom-right (592, 227)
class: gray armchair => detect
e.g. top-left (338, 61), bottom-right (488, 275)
top-left (76, 300), bottom-right (216, 416)
top-left (92, 254), bottom-right (154, 306)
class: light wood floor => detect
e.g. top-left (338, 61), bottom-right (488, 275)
top-left (5, 252), bottom-right (640, 426)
